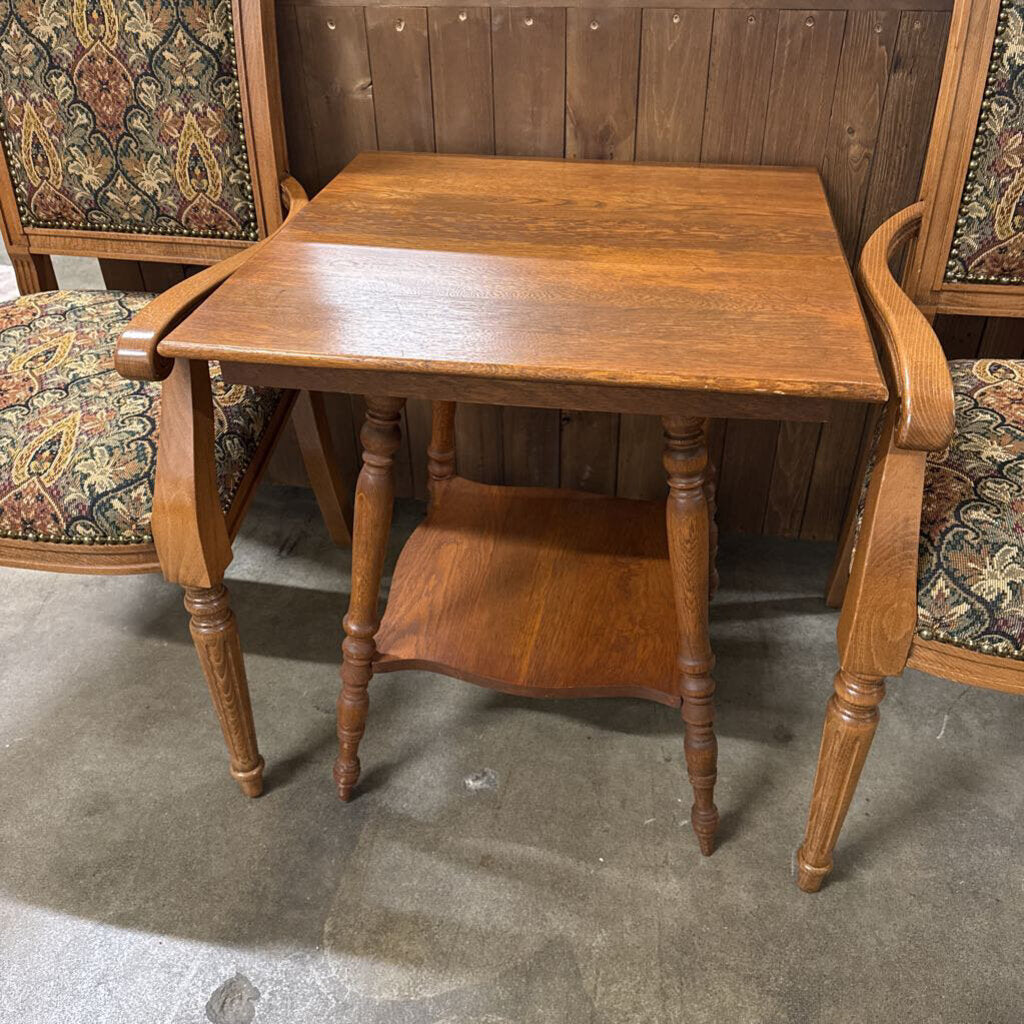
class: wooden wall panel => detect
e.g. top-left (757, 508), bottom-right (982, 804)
top-left (491, 7), bottom-right (565, 487)
top-left (277, 4), bottom-right (319, 190)
top-left (700, 8), bottom-right (778, 532)
top-left (562, 8), bottom-right (642, 494)
top-left (977, 318), bottom-right (1024, 358)
top-left (427, 6), bottom-right (504, 488)
top-left (762, 8), bottom-right (898, 536)
top-left (365, 7), bottom-right (434, 149)
top-left (492, 7), bottom-right (567, 156)
top-left (566, 8), bottom-right (642, 160)
top-left (636, 9), bottom-right (713, 162)
top-left (621, 7), bottom-right (714, 502)
top-left (364, 6), bottom-right (434, 494)
top-left (701, 10), bottom-right (778, 163)
top-left (801, 7), bottom-right (949, 539)
top-left (429, 8), bottom-right (495, 153)
top-left (821, 9), bottom-right (901, 260)
top-left (759, 9), bottom-right (846, 537)
top-left (273, 0), bottom-right (956, 538)
top-left (294, 6), bottom-right (377, 191)
top-left (855, 10), bottom-right (951, 248)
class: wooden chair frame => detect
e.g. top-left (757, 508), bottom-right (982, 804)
top-left (0, 0), bottom-right (352, 796)
top-left (826, 0), bottom-right (1024, 610)
top-left (904, 0), bottom-right (1024, 318)
top-left (802, 0), bottom-right (1024, 892)
top-left (798, 202), bottom-right (1024, 891)
top-left (0, 0), bottom-right (286, 281)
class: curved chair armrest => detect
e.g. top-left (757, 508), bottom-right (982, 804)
top-left (855, 202), bottom-right (954, 453)
top-left (115, 176), bottom-right (309, 381)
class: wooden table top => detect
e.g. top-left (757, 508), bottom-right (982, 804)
top-left (164, 153), bottom-right (886, 408)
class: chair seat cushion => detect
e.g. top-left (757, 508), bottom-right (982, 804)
top-left (917, 359), bottom-right (1024, 657)
top-left (0, 290), bottom-right (282, 546)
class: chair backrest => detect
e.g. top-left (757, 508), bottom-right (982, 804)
top-left (0, 0), bottom-right (287, 279)
top-left (906, 0), bottom-right (1024, 318)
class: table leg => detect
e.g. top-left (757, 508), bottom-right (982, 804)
top-left (703, 421), bottom-right (719, 600)
top-left (334, 395), bottom-right (406, 801)
top-left (663, 416), bottom-right (720, 855)
top-left (427, 400), bottom-right (457, 507)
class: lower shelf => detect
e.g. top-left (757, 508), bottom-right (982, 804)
top-left (374, 476), bottom-right (681, 705)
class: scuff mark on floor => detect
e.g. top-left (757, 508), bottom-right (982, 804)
top-left (937, 688), bottom-right (970, 740)
top-left (206, 973), bottom-right (261, 1024)
top-left (277, 531), bottom-right (303, 558)
top-left (464, 768), bottom-right (498, 792)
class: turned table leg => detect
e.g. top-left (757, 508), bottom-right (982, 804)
top-left (703, 421), bottom-right (719, 600)
top-left (796, 667), bottom-right (886, 891)
top-left (184, 584), bottom-right (264, 797)
top-left (663, 416), bottom-right (720, 855)
top-left (427, 401), bottom-right (457, 507)
top-left (334, 396), bottom-right (406, 801)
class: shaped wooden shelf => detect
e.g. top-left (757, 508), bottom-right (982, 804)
top-left (374, 476), bottom-right (681, 705)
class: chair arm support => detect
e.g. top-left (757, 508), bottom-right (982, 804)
top-left (855, 202), bottom-right (954, 453)
top-left (114, 176), bottom-right (309, 381)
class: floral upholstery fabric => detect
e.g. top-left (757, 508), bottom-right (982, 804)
top-left (917, 359), bottom-right (1024, 657)
top-left (945, 0), bottom-right (1024, 284)
top-left (0, 0), bottom-right (257, 240)
top-left (0, 289), bottom-right (281, 544)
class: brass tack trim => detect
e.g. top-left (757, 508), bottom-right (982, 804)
top-left (0, 7), bottom-right (259, 244)
top-left (944, 0), bottom-right (1024, 286)
top-left (917, 623), bottom-right (1021, 660)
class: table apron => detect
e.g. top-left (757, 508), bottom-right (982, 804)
top-left (219, 362), bottom-right (873, 422)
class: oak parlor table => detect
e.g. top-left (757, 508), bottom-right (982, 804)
top-left (160, 152), bottom-right (887, 856)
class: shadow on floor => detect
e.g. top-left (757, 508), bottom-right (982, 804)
top-left (1, 489), bottom-right (1021, 1022)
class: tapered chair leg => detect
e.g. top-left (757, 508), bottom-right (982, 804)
top-left (184, 584), bottom-right (264, 797)
top-left (334, 396), bottom-right (405, 801)
top-left (663, 416), bottom-right (720, 855)
top-left (796, 667), bottom-right (886, 891)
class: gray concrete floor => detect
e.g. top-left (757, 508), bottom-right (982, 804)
top-left (1, 486), bottom-right (1022, 1023)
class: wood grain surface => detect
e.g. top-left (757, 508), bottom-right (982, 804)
top-left (267, 1), bottom-right (962, 537)
top-left (164, 153), bottom-right (884, 410)
top-left (374, 476), bottom-right (681, 703)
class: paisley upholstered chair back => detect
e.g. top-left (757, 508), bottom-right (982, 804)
top-left (906, 0), bottom-right (1024, 317)
top-left (0, 0), bottom-right (286, 268)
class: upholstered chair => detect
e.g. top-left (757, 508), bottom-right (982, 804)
top-left (797, 0), bottom-right (1024, 890)
top-left (0, 0), bottom-right (351, 796)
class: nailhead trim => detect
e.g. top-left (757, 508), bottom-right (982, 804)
top-left (0, 421), bottom-right (255, 548)
top-left (0, 14), bottom-right (259, 243)
top-left (0, 529), bottom-right (154, 545)
top-left (945, 0), bottom-right (1023, 285)
top-left (916, 625), bottom-right (1023, 660)
top-left (0, 475), bottom-right (250, 547)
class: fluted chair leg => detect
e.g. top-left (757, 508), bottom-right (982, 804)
top-left (796, 667), bottom-right (886, 891)
top-left (184, 584), bottom-right (264, 797)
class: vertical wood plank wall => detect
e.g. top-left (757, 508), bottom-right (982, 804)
top-left (271, 0), bottom-right (984, 542)
top-left (103, 0), bottom-right (1022, 539)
